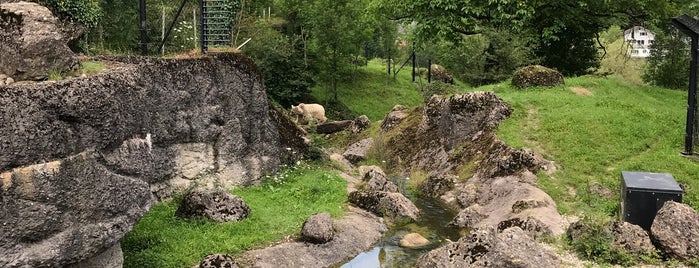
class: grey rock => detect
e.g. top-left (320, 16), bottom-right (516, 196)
top-left (419, 174), bottom-right (456, 198)
top-left (0, 152), bottom-right (152, 268)
top-left (199, 254), bottom-right (239, 268)
top-left (348, 190), bottom-right (420, 221)
top-left (317, 120), bottom-right (354, 134)
top-left (512, 65), bottom-right (564, 89)
top-left (651, 201), bottom-right (699, 260)
top-left (302, 212), bottom-right (334, 244)
top-left (67, 243), bottom-right (123, 268)
top-left (380, 105), bottom-right (408, 131)
top-left (610, 221), bottom-right (655, 254)
top-left (497, 216), bottom-right (553, 239)
top-left (343, 138), bottom-right (374, 164)
top-left (363, 169), bottom-right (398, 192)
top-left (450, 204), bottom-right (486, 228)
top-left (175, 190), bottom-right (250, 223)
top-left (352, 115), bottom-right (371, 133)
top-left (415, 227), bottom-right (560, 268)
top-left (0, 2), bottom-right (80, 81)
top-left (0, 54), bottom-right (281, 197)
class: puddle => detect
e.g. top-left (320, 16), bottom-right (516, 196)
top-left (339, 193), bottom-right (462, 267)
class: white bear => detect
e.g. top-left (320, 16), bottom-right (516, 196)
top-left (290, 103), bottom-right (327, 124)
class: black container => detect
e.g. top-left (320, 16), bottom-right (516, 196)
top-left (620, 171), bottom-right (683, 230)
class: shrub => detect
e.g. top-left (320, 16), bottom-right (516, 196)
top-left (33, 0), bottom-right (101, 28)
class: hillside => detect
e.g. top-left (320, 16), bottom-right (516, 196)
top-left (316, 60), bottom-right (699, 218)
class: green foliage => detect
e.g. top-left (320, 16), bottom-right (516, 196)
top-left (34, 0), bottom-right (102, 28)
top-left (422, 28), bottom-right (535, 86)
top-left (643, 27), bottom-right (690, 90)
top-left (122, 163), bottom-right (347, 267)
top-left (242, 20), bottom-right (314, 107)
top-left (568, 217), bottom-right (636, 266)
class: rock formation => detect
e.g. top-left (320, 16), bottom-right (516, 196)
top-left (0, 54), bottom-right (283, 267)
top-left (342, 138), bottom-right (374, 164)
top-left (415, 227), bottom-right (560, 267)
top-left (651, 201), bottom-right (699, 261)
top-left (301, 212), bottom-right (334, 244)
top-left (511, 65), bottom-right (564, 89)
top-left (347, 190), bottom-right (420, 221)
top-left (378, 91), bottom-right (563, 235)
top-left (0, 2), bottom-right (80, 81)
top-left (175, 190), bottom-right (250, 223)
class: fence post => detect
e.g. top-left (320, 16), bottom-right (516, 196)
top-left (411, 42), bottom-right (416, 82)
top-left (428, 59), bottom-right (432, 83)
top-left (139, 0), bottom-right (148, 55)
top-left (672, 14), bottom-right (699, 156)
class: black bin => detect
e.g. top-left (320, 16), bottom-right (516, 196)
top-left (620, 171), bottom-right (683, 230)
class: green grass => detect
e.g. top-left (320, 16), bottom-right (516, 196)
top-left (312, 59), bottom-right (424, 121)
top-left (469, 76), bottom-right (699, 217)
top-left (122, 164), bottom-right (347, 268)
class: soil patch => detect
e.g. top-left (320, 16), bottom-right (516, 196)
top-left (570, 87), bottom-right (592, 96)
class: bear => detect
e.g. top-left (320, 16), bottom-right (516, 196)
top-left (290, 103), bottom-right (327, 124)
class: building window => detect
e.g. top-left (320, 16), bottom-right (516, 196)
top-left (631, 50), bottom-right (638, 54)
top-left (643, 50), bottom-right (647, 53)
top-left (640, 31), bottom-right (647, 36)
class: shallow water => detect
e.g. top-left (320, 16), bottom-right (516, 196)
top-left (339, 193), bottom-right (462, 268)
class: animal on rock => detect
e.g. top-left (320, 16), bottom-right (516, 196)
top-left (291, 103), bottom-right (327, 124)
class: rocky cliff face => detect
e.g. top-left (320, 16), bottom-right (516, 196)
top-left (0, 54), bottom-right (282, 267)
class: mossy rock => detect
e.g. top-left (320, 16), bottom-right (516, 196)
top-left (511, 65), bottom-right (564, 89)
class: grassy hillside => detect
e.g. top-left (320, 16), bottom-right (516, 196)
top-left (311, 59), bottom-right (424, 121)
top-left (474, 76), bottom-right (698, 217)
top-left (316, 60), bottom-right (699, 217)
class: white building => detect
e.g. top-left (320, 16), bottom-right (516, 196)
top-left (623, 26), bottom-right (655, 58)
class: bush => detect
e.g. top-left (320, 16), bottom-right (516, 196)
top-left (242, 21), bottom-right (315, 108)
top-left (33, 0), bottom-right (101, 28)
top-left (511, 65), bottom-right (564, 88)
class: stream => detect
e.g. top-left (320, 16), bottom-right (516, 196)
top-left (338, 192), bottom-right (462, 268)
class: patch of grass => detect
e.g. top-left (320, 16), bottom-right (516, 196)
top-left (312, 59), bottom-right (424, 121)
top-left (122, 163), bottom-right (347, 268)
top-left (469, 76), bottom-right (699, 217)
top-left (77, 61), bottom-right (106, 75)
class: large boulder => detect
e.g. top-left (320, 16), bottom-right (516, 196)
top-left (450, 176), bottom-right (567, 236)
top-left (363, 169), bottom-right (398, 192)
top-left (511, 65), bottom-right (564, 89)
top-left (301, 212), bottom-right (334, 244)
top-left (343, 138), bottom-right (374, 164)
top-left (1, 54), bottom-right (281, 200)
top-left (0, 1), bottom-right (80, 81)
top-left (610, 221), bottom-right (655, 254)
top-left (419, 174), bottom-right (456, 198)
top-left (430, 64), bottom-right (454, 84)
top-left (415, 227), bottom-right (560, 267)
top-left (0, 54), bottom-right (283, 267)
top-left (348, 190), bottom-right (420, 221)
top-left (651, 201), bottom-right (699, 260)
top-left (175, 190), bottom-right (250, 223)
top-left (0, 152), bottom-right (153, 267)
top-left (380, 105), bottom-right (409, 131)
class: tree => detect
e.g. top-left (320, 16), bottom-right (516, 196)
top-left (377, 0), bottom-right (692, 76)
